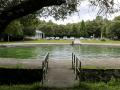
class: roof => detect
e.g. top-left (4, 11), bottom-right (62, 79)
top-left (36, 30), bottom-right (43, 33)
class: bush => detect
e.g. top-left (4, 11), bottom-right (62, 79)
top-left (100, 38), bottom-right (106, 41)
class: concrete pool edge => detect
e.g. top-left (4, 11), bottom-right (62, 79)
top-left (80, 43), bottom-right (120, 47)
top-left (0, 42), bottom-right (120, 47)
top-left (0, 43), bottom-right (71, 47)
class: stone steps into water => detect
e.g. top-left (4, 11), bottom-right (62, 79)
top-left (44, 60), bottom-right (77, 87)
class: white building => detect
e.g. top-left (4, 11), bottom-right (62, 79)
top-left (35, 30), bottom-right (45, 39)
top-left (26, 30), bottom-right (45, 39)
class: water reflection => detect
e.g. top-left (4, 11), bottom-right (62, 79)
top-left (0, 45), bottom-right (120, 60)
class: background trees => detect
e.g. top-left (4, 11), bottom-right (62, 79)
top-left (0, 0), bottom-right (118, 33)
top-left (106, 16), bottom-right (120, 40)
top-left (0, 0), bottom-right (120, 41)
top-left (1, 15), bottom-right (120, 41)
top-left (37, 15), bottom-right (120, 40)
top-left (4, 20), bottom-right (23, 41)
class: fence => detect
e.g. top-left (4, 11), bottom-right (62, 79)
top-left (42, 53), bottom-right (49, 84)
top-left (72, 53), bottom-right (81, 85)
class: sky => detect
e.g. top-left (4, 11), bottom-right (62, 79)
top-left (40, 0), bottom-right (120, 25)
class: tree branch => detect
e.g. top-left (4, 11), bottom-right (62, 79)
top-left (0, 0), bottom-right (66, 33)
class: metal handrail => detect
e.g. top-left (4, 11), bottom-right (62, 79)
top-left (42, 53), bottom-right (49, 84)
top-left (72, 53), bottom-right (81, 85)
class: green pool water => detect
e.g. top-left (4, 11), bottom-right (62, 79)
top-left (0, 45), bottom-right (120, 60)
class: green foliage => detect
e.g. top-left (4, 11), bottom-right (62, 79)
top-left (0, 81), bottom-right (120, 90)
top-left (5, 20), bottom-right (23, 36)
top-left (19, 14), bottom-right (39, 28)
top-left (23, 27), bottom-right (35, 36)
top-left (80, 20), bottom-right (87, 37)
top-left (38, 17), bottom-right (104, 38)
top-left (3, 14), bottom-right (120, 41)
top-left (107, 16), bottom-right (120, 39)
top-left (100, 38), bottom-right (106, 41)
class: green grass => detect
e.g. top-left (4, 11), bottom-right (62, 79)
top-left (0, 39), bottom-right (72, 44)
top-left (77, 80), bottom-right (120, 90)
top-left (81, 65), bottom-right (110, 69)
top-left (0, 80), bottom-right (120, 90)
top-left (23, 39), bottom-right (72, 43)
top-left (81, 65), bottom-right (102, 69)
top-left (81, 39), bottom-right (120, 44)
top-left (0, 83), bottom-right (42, 90)
top-left (0, 64), bottom-right (23, 69)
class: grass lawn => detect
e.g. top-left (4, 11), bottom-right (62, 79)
top-left (0, 81), bottom-right (120, 90)
top-left (0, 39), bottom-right (72, 44)
top-left (0, 64), bottom-right (23, 69)
top-left (80, 39), bottom-right (120, 44)
top-left (23, 39), bottom-right (72, 43)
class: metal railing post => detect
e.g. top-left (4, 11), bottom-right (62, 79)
top-left (72, 53), bottom-right (73, 69)
top-left (72, 53), bottom-right (82, 85)
top-left (76, 58), bottom-right (78, 80)
top-left (74, 55), bottom-right (76, 73)
top-left (41, 53), bottom-right (49, 85)
top-left (42, 61), bottom-right (44, 85)
top-left (79, 61), bottom-right (81, 70)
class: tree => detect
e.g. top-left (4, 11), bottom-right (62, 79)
top-left (4, 20), bottom-right (23, 41)
top-left (19, 14), bottom-right (39, 28)
top-left (79, 20), bottom-right (87, 37)
top-left (19, 14), bottom-right (39, 37)
top-left (0, 0), bottom-right (66, 33)
top-left (23, 27), bottom-right (35, 37)
top-left (95, 16), bottom-right (104, 38)
top-left (106, 16), bottom-right (120, 40)
top-left (4, 20), bottom-right (23, 36)
top-left (101, 18), bottom-right (110, 38)
top-left (0, 0), bottom-right (117, 33)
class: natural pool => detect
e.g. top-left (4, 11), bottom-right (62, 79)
top-left (0, 45), bottom-right (120, 60)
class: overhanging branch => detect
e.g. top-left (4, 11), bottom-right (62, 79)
top-left (0, 0), bottom-right (66, 33)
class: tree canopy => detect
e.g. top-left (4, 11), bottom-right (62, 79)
top-left (0, 0), bottom-right (118, 33)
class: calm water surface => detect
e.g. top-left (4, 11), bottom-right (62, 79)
top-left (0, 45), bottom-right (120, 60)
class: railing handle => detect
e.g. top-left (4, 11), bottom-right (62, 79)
top-left (42, 52), bottom-right (49, 85)
top-left (72, 52), bottom-right (82, 86)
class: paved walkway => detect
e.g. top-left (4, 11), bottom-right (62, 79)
top-left (45, 60), bottom-right (76, 87)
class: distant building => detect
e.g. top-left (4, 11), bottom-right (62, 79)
top-left (35, 30), bottom-right (45, 39)
top-left (26, 30), bottom-right (45, 39)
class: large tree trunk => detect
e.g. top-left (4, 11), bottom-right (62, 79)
top-left (0, 0), bottom-right (65, 33)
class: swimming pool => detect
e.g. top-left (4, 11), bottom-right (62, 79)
top-left (0, 45), bottom-right (120, 60)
